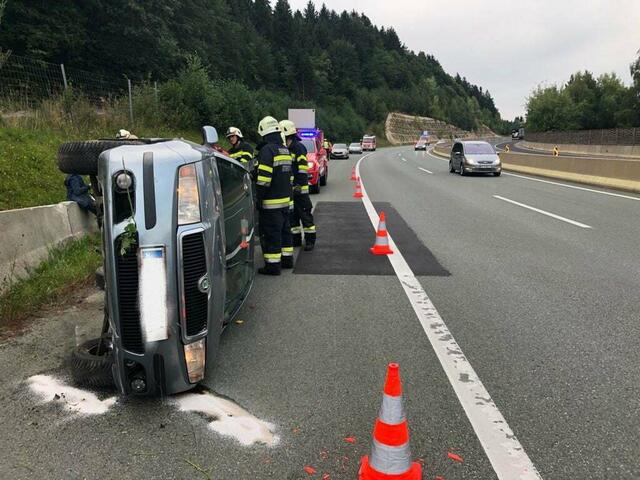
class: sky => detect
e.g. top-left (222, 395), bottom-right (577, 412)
top-left (288, 0), bottom-right (640, 120)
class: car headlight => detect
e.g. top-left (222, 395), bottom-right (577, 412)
top-left (115, 171), bottom-right (133, 191)
top-left (465, 158), bottom-right (477, 165)
top-left (177, 164), bottom-right (201, 225)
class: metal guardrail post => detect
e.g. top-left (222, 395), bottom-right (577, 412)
top-left (127, 78), bottom-right (134, 124)
top-left (60, 64), bottom-right (68, 90)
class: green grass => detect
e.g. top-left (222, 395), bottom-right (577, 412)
top-left (0, 234), bottom-right (102, 333)
top-left (0, 125), bottom-right (201, 211)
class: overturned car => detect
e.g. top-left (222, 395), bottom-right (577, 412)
top-left (57, 127), bottom-right (255, 396)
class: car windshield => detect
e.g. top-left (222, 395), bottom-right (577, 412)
top-left (334, 144), bottom-right (347, 149)
top-left (464, 143), bottom-right (494, 154)
top-left (349, 143), bottom-right (360, 147)
top-left (301, 139), bottom-right (316, 153)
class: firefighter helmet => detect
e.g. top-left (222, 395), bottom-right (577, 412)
top-left (258, 116), bottom-right (281, 137)
top-left (226, 126), bottom-right (243, 139)
top-left (279, 120), bottom-right (297, 138)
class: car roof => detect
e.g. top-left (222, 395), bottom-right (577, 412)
top-left (459, 140), bottom-right (491, 145)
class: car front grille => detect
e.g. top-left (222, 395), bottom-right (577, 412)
top-left (181, 232), bottom-right (208, 337)
top-left (115, 235), bottom-right (144, 353)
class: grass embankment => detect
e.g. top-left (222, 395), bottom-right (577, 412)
top-left (0, 234), bottom-right (102, 336)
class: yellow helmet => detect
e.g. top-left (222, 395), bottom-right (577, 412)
top-left (225, 126), bottom-right (243, 139)
top-left (279, 120), bottom-right (297, 138)
top-left (258, 116), bottom-right (281, 137)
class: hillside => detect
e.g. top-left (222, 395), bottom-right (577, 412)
top-left (0, 0), bottom-right (505, 138)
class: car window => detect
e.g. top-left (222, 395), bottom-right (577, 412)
top-left (334, 144), bottom-right (347, 149)
top-left (301, 139), bottom-right (317, 153)
top-left (215, 156), bottom-right (254, 319)
top-left (464, 143), bottom-right (495, 154)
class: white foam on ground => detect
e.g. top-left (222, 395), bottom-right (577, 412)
top-left (27, 375), bottom-right (116, 415)
top-left (175, 391), bottom-right (279, 447)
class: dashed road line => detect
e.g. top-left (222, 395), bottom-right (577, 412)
top-left (418, 167), bottom-right (433, 174)
top-left (357, 152), bottom-right (542, 480)
top-left (493, 195), bottom-right (592, 229)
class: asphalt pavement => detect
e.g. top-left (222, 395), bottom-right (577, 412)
top-left (1, 146), bottom-right (639, 479)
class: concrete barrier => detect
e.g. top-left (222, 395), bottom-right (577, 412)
top-left (520, 141), bottom-right (640, 159)
top-left (0, 202), bottom-right (98, 292)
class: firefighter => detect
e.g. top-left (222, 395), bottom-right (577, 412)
top-left (254, 116), bottom-right (294, 275)
top-left (226, 127), bottom-right (254, 170)
top-left (280, 120), bottom-right (316, 251)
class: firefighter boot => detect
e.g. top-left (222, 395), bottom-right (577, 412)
top-left (304, 233), bottom-right (316, 252)
top-left (258, 263), bottom-right (281, 276)
top-left (281, 256), bottom-right (294, 269)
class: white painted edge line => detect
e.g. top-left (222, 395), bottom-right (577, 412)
top-left (356, 153), bottom-right (542, 480)
top-left (502, 172), bottom-right (640, 202)
top-left (493, 195), bottom-right (592, 229)
top-left (401, 157), bottom-right (407, 162)
top-left (418, 167), bottom-right (433, 174)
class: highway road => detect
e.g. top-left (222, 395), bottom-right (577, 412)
top-left (1, 146), bottom-right (639, 479)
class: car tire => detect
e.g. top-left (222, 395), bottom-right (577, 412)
top-left (310, 182), bottom-right (320, 194)
top-left (449, 161), bottom-right (455, 173)
top-left (58, 140), bottom-right (144, 176)
top-left (70, 338), bottom-right (115, 389)
top-left (320, 169), bottom-right (327, 186)
top-left (494, 171), bottom-right (501, 177)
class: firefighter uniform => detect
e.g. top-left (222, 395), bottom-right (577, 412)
top-left (280, 120), bottom-right (316, 251)
top-left (255, 116), bottom-right (293, 275)
top-left (226, 127), bottom-right (255, 170)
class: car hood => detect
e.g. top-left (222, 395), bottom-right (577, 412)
top-left (465, 153), bottom-right (500, 162)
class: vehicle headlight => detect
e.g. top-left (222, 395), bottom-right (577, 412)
top-left (308, 161), bottom-right (314, 168)
top-left (115, 171), bottom-right (133, 191)
top-left (465, 158), bottom-right (477, 165)
top-left (184, 339), bottom-right (206, 383)
top-left (177, 164), bottom-right (201, 225)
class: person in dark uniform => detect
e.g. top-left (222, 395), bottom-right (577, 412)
top-left (65, 174), bottom-right (96, 215)
top-left (279, 120), bottom-right (316, 251)
top-left (254, 116), bottom-right (294, 275)
top-left (226, 127), bottom-right (254, 170)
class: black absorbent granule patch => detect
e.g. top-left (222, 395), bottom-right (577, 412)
top-left (293, 201), bottom-right (449, 276)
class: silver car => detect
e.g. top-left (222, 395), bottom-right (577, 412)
top-left (330, 143), bottom-right (349, 159)
top-left (449, 140), bottom-right (502, 176)
top-left (57, 127), bottom-right (255, 396)
top-left (348, 142), bottom-right (363, 154)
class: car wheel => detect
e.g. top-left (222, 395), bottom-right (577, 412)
top-left (449, 161), bottom-right (454, 173)
top-left (310, 182), bottom-right (320, 194)
top-left (57, 140), bottom-right (144, 176)
top-left (494, 171), bottom-right (501, 177)
top-left (70, 338), bottom-right (115, 389)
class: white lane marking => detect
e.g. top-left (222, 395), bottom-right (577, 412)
top-left (357, 154), bottom-right (541, 480)
top-left (493, 195), bottom-right (592, 229)
top-left (426, 148), bottom-right (448, 162)
top-left (502, 172), bottom-right (640, 201)
top-left (401, 157), bottom-right (407, 162)
top-left (418, 167), bottom-right (433, 174)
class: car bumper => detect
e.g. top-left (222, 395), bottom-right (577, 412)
top-left (463, 165), bottom-right (502, 173)
top-left (331, 153), bottom-right (349, 158)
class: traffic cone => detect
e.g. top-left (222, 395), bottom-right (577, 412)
top-left (351, 167), bottom-right (357, 181)
top-left (370, 211), bottom-right (393, 255)
top-left (359, 363), bottom-right (421, 480)
top-left (353, 178), bottom-right (364, 199)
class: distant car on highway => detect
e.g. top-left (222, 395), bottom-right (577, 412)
top-left (348, 142), bottom-right (362, 154)
top-left (414, 139), bottom-right (427, 151)
top-left (362, 135), bottom-right (377, 151)
top-left (449, 140), bottom-right (502, 176)
top-left (330, 143), bottom-right (349, 159)
top-left (512, 128), bottom-right (525, 140)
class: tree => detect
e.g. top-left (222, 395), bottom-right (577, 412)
top-left (0, 0), bottom-right (10, 67)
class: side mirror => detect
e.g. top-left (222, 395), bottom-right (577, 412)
top-left (201, 126), bottom-right (219, 145)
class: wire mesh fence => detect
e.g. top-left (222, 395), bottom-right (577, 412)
top-left (0, 53), bottom-right (137, 115)
top-left (527, 128), bottom-right (640, 146)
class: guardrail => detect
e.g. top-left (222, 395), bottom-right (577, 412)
top-left (527, 128), bottom-right (640, 146)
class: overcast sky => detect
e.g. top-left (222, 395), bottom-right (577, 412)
top-left (288, 0), bottom-right (640, 119)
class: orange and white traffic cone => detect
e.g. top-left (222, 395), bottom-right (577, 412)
top-left (351, 167), bottom-right (357, 181)
top-left (353, 178), bottom-right (364, 199)
top-left (370, 211), bottom-right (393, 255)
top-left (359, 363), bottom-right (421, 480)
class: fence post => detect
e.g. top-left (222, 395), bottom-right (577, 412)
top-left (127, 78), bottom-right (134, 125)
top-left (60, 64), bottom-right (68, 90)
top-left (154, 81), bottom-right (158, 105)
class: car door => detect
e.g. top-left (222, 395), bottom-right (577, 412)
top-left (214, 154), bottom-right (255, 322)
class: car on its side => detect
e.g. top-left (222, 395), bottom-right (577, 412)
top-left (330, 143), bottom-right (349, 159)
top-left (348, 142), bottom-right (362, 154)
top-left (449, 140), bottom-right (502, 176)
top-left (57, 127), bottom-right (256, 396)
